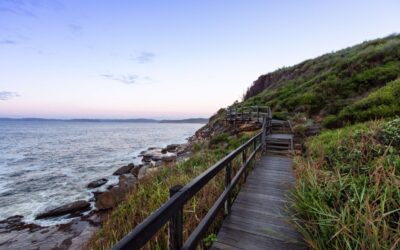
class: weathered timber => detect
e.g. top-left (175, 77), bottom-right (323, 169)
top-left (212, 155), bottom-right (306, 250)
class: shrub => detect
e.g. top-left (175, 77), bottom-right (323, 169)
top-left (209, 133), bottom-right (229, 148)
top-left (337, 79), bottom-right (400, 124)
top-left (293, 120), bottom-right (400, 249)
top-left (321, 115), bottom-right (339, 128)
top-left (380, 117), bottom-right (400, 149)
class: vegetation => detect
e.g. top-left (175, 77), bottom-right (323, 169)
top-left (292, 118), bottom-right (400, 249)
top-left (241, 34), bottom-right (400, 126)
top-left (87, 34), bottom-right (400, 249)
top-left (87, 132), bottom-right (256, 249)
top-left (330, 79), bottom-right (400, 127)
top-left (237, 35), bottom-right (400, 249)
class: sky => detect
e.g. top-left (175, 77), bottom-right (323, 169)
top-left (0, 0), bottom-right (399, 119)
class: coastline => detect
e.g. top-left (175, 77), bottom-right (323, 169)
top-left (0, 134), bottom-right (197, 249)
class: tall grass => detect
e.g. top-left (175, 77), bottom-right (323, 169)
top-left (292, 119), bottom-right (400, 249)
top-left (86, 132), bottom-right (257, 249)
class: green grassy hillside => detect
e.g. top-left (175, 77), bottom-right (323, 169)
top-left (238, 34), bottom-right (400, 249)
top-left (242, 34), bottom-right (400, 127)
top-left (293, 118), bottom-right (400, 249)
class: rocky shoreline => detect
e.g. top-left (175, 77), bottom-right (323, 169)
top-left (0, 142), bottom-right (192, 249)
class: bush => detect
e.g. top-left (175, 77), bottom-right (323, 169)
top-left (381, 117), bottom-right (400, 149)
top-left (321, 114), bottom-right (339, 128)
top-left (293, 120), bottom-right (400, 249)
top-left (337, 79), bottom-right (400, 124)
top-left (209, 133), bottom-right (229, 148)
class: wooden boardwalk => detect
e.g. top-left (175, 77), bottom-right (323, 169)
top-left (212, 155), bottom-right (306, 250)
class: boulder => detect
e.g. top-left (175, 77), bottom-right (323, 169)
top-left (161, 148), bottom-right (168, 154)
top-left (138, 166), bottom-right (148, 179)
top-left (147, 147), bottom-right (161, 150)
top-left (95, 192), bottom-right (117, 210)
top-left (87, 178), bottom-right (108, 188)
top-left (113, 163), bottom-right (134, 175)
top-left (130, 165), bottom-right (143, 177)
top-left (162, 154), bottom-right (177, 162)
top-left (118, 174), bottom-right (137, 190)
top-left (142, 154), bottom-right (152, 163)
top-left (151, 155), bottom-right (162, 161)
top-left (36, 200), bottom-right (90, 219)
top-left (110, 186), bottom-right (126, 203)
top-left (95, 175), bottom-right (136, 210)
top-left (166, 144), bottom-right (180, 152)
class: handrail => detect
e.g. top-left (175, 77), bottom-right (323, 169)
top-left (112, 106), bottom-right (270, 250)
top-left (225, 105), bottom-right (271, 123)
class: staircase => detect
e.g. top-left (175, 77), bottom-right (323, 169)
top-left (266, 119), bottom-right (294, 155)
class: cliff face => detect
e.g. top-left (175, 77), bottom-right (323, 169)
top-left (241, 34), bottom-right (400, 127)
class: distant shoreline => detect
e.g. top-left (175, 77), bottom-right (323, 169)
top-left (0, 117), bottom-right (208, 124)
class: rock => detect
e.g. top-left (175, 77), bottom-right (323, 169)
top-left (113, 163), bottom-right (134, 175)
top-left (166, 144), bottom-right (180, 152)
top-left (118, 174), bottom-right (137, 190)
top-left (151, 155), bottom-right (162, 161)
top-left (161, 148), bottom-right (168, 154)
top-left (147, 147), bottom-right (161, 150)
top-left (87, 178), bottom-right (108, 189)
top-left (95, 174), bottom-right (137, 210)
top-left (0, 215), bottom-right (29, 232)
top-left (92, 191), bottom-right (103, 200)
top-left (95, 192), bottom-right (117, 210)
top-left (238, 122), bottom-right (261, 132)
top-left (138, 166), bottom-right (148, 179)
top-left (146, 168), bottom-right (158, 175)
top-left (95, 175), bottom-right (136, 210)
top-left (162, 153), bottom-right (177, 162)
top-left (142, 154), bottom-right (152, 162)
top-left (110, 187), bottom-right (126, 203)
top-left (130, 165), bottom-right (143, 177)
top-left (36, 200), bottom-right (90, 219)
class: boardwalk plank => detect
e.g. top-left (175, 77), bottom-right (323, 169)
top-left (212, 152), bottom-right (305, 250)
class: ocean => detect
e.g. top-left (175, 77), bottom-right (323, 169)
top-left (0, 120), bottom-right (202, 225)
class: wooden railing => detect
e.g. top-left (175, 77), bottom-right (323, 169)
top-left (225, 105), bottom-right (271, 123)
top-left (112, 109), bottom-right (271, 250)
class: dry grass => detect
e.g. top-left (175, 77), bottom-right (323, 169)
top-left (86, 132), bottom-right (257, 249)
top-left (292, 119), bottom-right (400, 249)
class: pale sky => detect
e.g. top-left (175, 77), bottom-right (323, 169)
top-left (0, 0), bottom-right (399, 119)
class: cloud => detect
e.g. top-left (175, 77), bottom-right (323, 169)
top-left (0, 1), bottom-right (37, 17)
top-left (101, 74), bottom-right (139, 84)
top-left (0, 39), bottom-right (17, 45)
top-left (0, 91), bottom-right (19, 100)
top-left (133, 52), bottom-right (156, 64)
top-left (69, 24), bottom-right (83, 36)
top-left (0, 0), bottom-right (64, 17)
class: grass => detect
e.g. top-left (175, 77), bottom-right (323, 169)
top-left (329, 79), bottom-right (400, 127)
top-left (292, 118), bottom-right (400, 249)
top-left (86, 131), bottom-right (257, 249)
top-left (241, 34), bottom-right (400, 126)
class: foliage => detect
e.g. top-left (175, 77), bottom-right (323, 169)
top-left (336, 79), bottom-right (400, 126)
top-left (292, 119), bottom-right (400, 249)
top-left (86, 132), bottom-right (257, 250)
top-left (202, 233), bottom-right (217, 247)
top-left (241, 34), bottom-right (400, 126)
top-left (380, 117), bottom-right (400, 149)
top-left (209, 132), bottom-right (229, 148)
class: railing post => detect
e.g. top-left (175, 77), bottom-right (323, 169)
top-left (224, 162), bottom-right (232, 215)
top-left (169, 185), bottom-right (183, 250)
top-left (243, 149), bottom-right (248, 179)
top-left (257, 106), bottom-right (260, 121)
